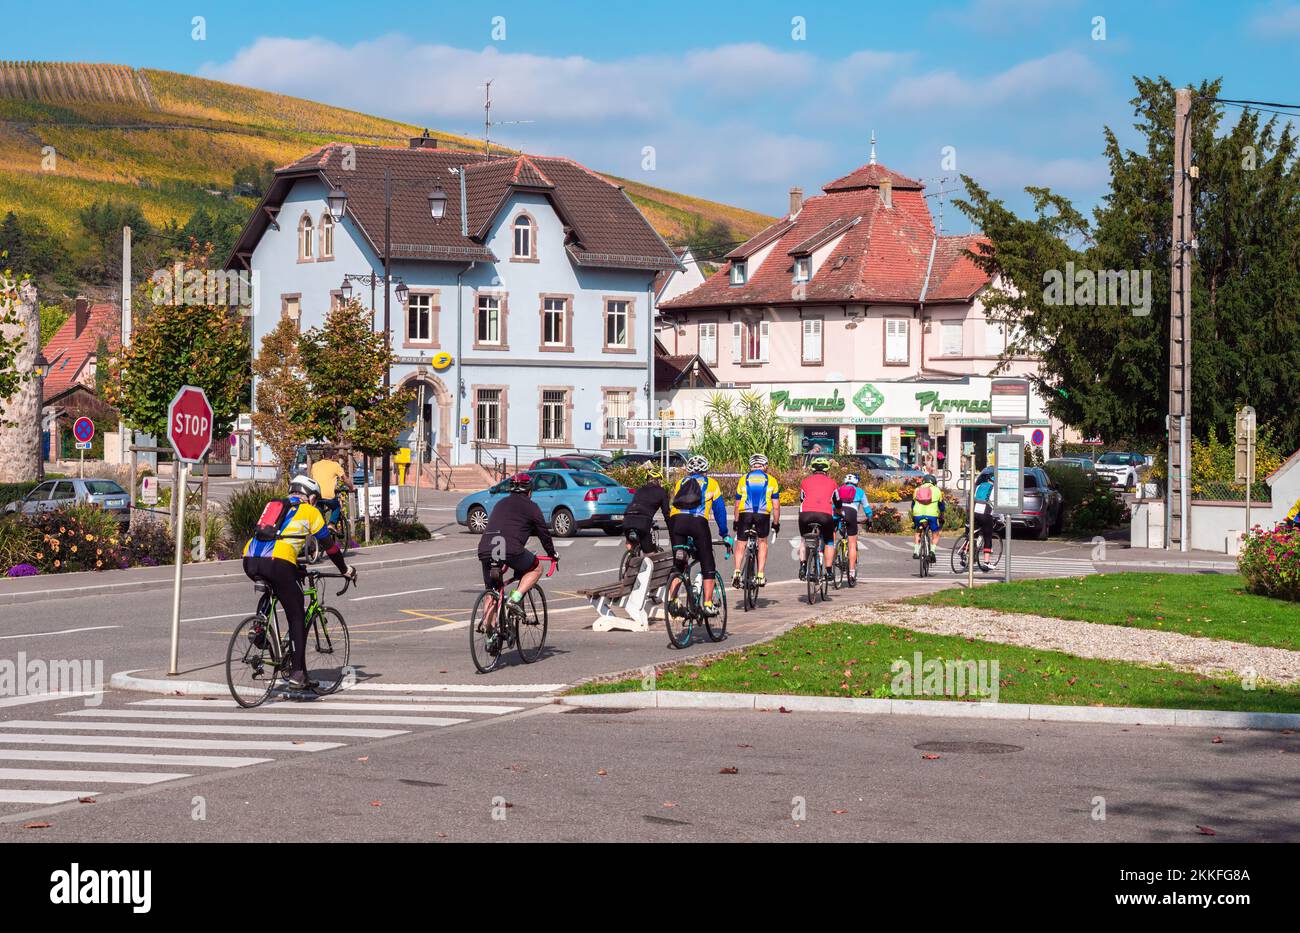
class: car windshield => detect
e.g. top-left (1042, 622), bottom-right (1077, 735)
top-left (570, 471), bottom-right (617, 487)
top-left (1097, 453), bottom-right (1127, 465)
top-left (86, 481), bottom-right (125, 495)
top-left (872, 455), bottom-right (907, 470)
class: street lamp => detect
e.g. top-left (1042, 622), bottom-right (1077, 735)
top-left (34, 350), bottom-right (48, 380)
top-left (327, 188), bottom-right (348, 222)
top-left (339, 277), bottom-right (353, 302)
top-left (395, 280), bottom-right (409, 304)
top-left (428, 186), bottom-right (448, 220)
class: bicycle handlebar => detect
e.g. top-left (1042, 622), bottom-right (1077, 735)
top-left (537, 555), bottom-right (558, 578)
top-left (307, 569), bottom-right (355, 596)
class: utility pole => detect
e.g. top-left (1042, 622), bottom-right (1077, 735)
top-left (120, 226), bottom-right (132, 468)
top-left (1167, 87), bottom-right (1194, 552)
top-left (381, 168), bottom-right (392, 523)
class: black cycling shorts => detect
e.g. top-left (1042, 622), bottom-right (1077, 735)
top-left (621, 514), bottom-right (658, 551)
top-left (479, 550), bottom-right (538, 588)
top-left (799, 512), bottom-right (836, 546)
top-left (839, 511), bottom-right (859, 536)
top-left (668, 513), bottom-right (716, 576)
top-left (735, 512), bottom-right (771, 539)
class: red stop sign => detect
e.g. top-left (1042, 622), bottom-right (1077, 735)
top-left (167, 385), bottom-right (214, 463)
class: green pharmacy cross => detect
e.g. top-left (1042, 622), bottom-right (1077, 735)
top-left (853, 383), bottom-right (885, 417)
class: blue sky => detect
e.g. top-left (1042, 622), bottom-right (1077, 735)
top-left (6, 0), bottom-right (1300, 223)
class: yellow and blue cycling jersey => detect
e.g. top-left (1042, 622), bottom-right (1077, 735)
top-left (669, 473), bottom-right (729, 534)
top-left (1284, 497), bottom-right (1300, 526)
top-left (242, 497), bottom-right (331, 565)
top-left (736, 470), bottom-right (780, 515)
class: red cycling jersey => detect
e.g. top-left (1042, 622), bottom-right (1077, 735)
top-left (799, 473), bottom-right (841, 514)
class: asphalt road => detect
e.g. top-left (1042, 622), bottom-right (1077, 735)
top-left (0, 502), bottom-right (1256, 841)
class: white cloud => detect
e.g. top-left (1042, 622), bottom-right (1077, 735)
top-left (1247, 2), bottom-right (1300, 38)
top-left (886, 50), bottom-right (1105, 111)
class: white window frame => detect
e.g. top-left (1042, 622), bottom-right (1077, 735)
top-left (477, 295), bottom-right (501, 345)
top-left (407, 293), bottom-right (433, 343)
top-left (801, 317), bottom-right (823, 364)
top-left (513, 216), bottom-right (532, 259)
top-left (542, 297), bottom-right (566, 347)
top-left (730, 261), bottom-right (747, 285)
top-left (605, 299), bottom-right (630, 349)
top-left (885, 317), bottom-right (909, 364)
top-left (320, 213), bottom-right (334, 259)
top-left (298, 215), bottom-right (313, 260)
top-left (984, 318), bottom-right (1006, 357)
top-left (794, 256), bottom-right (811, 282)
top-left (698, 321), bottom-right (718, 366)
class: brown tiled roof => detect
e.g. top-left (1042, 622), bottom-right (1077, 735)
top-left (42, 303), bottom-right (119, 400)
top-left (660, 160), bottom-right (989, 311)
top-left (230, 144), bottom-right (678, 272)
top-left (655, 350), bottom-right (717, 392)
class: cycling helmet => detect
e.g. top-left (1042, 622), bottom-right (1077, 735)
top-left (508, 472), bottom-right (533, 493)
top-left (749, 454), bottom-right (768, 469)
top-left (685, 455), bottom-right (710, 474)
top-left (645, 465), bottom-right (664, 481)
top-left (923, 474), bottom-right (938, 484)
top-left (810, 456), bottom-right (831, 472)
top-left (844, 472), bottom-right (860, 486)
top-left (289, 474), bottom-right (321, 498)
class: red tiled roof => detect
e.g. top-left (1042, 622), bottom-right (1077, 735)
top-left (42, 303), bottom-right (119, 400)
top-left (231, 144), bottom-right (678, 272)
top-left (661, 160), bottom-right (989, 311)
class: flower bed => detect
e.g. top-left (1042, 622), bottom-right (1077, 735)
top-left (1238, 524), bottom-right (1300, 603)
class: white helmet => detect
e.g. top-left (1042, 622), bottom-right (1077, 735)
top-left (685, 455), bottom-right (710, 473)
top-left (289, 473), bottom-right (320, 498)
top-left (844, 472), bottom-right (860, 486)
top-left (749, 453), bottom-right (768, 469)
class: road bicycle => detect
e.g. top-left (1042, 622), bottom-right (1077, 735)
top-left (664, 537), bottom-right (729, 648)
top-left (225, 569), bottom-right (354, 708)
top-left (469, 556), bottom-right (555, 673)
top-left (619, 522), bottom-right (660, 580)
top-left (830, 516), bottom-right (855, 589)
top-left (736, 526), bottom-right (764, 612)
top-left (917, 519), bottom-right (940, 578)
top-left (950, 513), bottom-right (1005, 574)
top-left (803, 531), bottom-right (830, 605)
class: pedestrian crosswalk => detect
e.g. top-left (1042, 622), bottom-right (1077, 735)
top-left (0, 682), bottom-right (560, 812)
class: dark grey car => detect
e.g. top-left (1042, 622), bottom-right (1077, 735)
top-left (976, 466), bottom-right (1064, 539)
top-left (853, 453), bottom-right (926, 482)
top-left (3, 478), bottom-right (131, 525)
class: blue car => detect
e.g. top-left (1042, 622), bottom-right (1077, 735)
top-left (456, 470), bottom-right (634, 538)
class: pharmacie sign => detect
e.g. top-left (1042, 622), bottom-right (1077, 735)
top-left (914, 390), bottom-right (991, 415)
top-left (763, 379), bottom-right (1046, 426)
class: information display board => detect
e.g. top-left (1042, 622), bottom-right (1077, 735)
top-left (992, 434), bottom-right (1024, 515)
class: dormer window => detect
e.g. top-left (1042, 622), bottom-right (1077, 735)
top-left (794, 256), bottom-right (811, 282)
top-left (512, 215), bottom-right (534, 260)
top-left (730, 261), bottom-right (747, 286)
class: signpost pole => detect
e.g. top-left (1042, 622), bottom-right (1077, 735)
top-left (967, 454), bottom-right (975, 590)
top-left (79, 445), bottom-right (84, 479)
top-left (168, 461), bottom-right (189, 675)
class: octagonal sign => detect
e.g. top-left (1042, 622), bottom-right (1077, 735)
top-left (167, 385), bottom-right (214, 464)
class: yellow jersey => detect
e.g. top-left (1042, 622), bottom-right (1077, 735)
top-left (242, 498), bottom-right (329, 565)
top-left (310, 459), bottom-right (348, 500)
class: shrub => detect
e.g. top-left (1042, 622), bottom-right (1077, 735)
top-left (224, 482), bottom-right (284, 546)
top-left (367, 517), bottom-right (432, 544)
top-left (0, 481), bottom-right (40, 508)
top-left (26, 504), bottom-right (130, 573)
top-left (865, 506), bottom-right (903, 534)
top-left (121, 520), bottom-right (175, 567)
top-left (182, 509), bottom-right (228, 561)
top-left (0, 514), bottom-right (37, 573)
top-left (692, 392), bottom-right (795, 470)
top-left (942, 497), bottom-right (969, 533)
top-left (1239, 525), bottom-right (1300, 602)
top-left (1065, 487), bottom-right (1127, 536)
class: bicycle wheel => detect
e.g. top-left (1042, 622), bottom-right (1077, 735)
top-left (306, 606), bottom-right (351, 696)
top-left (469, 589), bottom-right (505, 673)
top-left (742, 547), bottom-right (758, 612)
top-left (832, 541), bottom-right (847, 589)
top-left (302, 534), bottom-right (321, 565)
top-left (950, 537), bottom-right (969, 575)
top-left (664, 571), bottom-right (695, 648)
top-left (805, 552), bottom-right (820, 605)
top-left (820, 556), bottom-right (830, 600)
top-left (226, 615), bottom-right (278, 708)
top-left (705, 572), bottom-right (728, 642)
top-left (981, 533), bottom-right (1005, 571)
top-left (619, 546), bottom-right (640, 580)
top-left (919, 538), bottom-right (930, 577)
top-left (516, 585), bottom-right (548, 663)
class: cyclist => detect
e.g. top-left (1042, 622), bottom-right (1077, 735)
top-left (910, 473), bottom-right (945, 563)
top-left (622, 465), bottom-right (671, 558)
top-left (1280, 494), bottom-right (1300, 530)
top-left (242, 474), bottom-right (356, 690)
top-left (310, 449), bottom-right (350, 529)
top-left (834, 472), bottom-right (871, 586)
top-left (974, 471), bottom-right (995, 565)
top-left (668, 454), bottom-right (732, 617)
top-left (797, 456), bottom-right (841, 581)
top-left (477, 473), bottom-right (558, 636)
top-left (732, 453), bottom-right (781, 589)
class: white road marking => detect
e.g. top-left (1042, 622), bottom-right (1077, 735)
top-left (340, 682), bottom-right (565, 694)
top-left (0, 625), bottom-right (120, 640)
top-left (130, 699), bottom-right (522, 715)
top-left (0, 750), bottom-right (269, 768)
top-left (181, 612), bottom-right (248, 623)
top-left (7, 720), bottom-right (406, 739)
top-left (593, 539), bottom-right (621, 547)
top-left (62, 709), bottom-right (469, 727)
top-left (0, 767), bottom-right (188, 784)
top-left (350, 586), bottom-right (445, 602)
top-left (0, 691), bottom-right (101, 709)
top-left (0, 734), bottom-right (341, 752)
top-left (552, 539), bottom-right (575, 547)
top-left (576, 567), bottom-right (619, 577)
top-left (0, 789), bottom-right (98, 804)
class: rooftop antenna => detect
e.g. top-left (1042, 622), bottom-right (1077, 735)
top-left (479, 79), bottom-right (534, 158)
top-left (924, 175), bottom-right (960, 235)
top-left (869, 130), bottom-right (877, 165)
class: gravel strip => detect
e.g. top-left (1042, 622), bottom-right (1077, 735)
top-left (830, 602), bottom-right (1300, 686)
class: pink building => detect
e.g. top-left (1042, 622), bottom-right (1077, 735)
top-left (657, 158), bottom-right (1051, 468)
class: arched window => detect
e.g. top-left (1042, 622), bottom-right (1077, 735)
top-left (512, 215), bottom-right (533, 259)
top-left (320, 213), bottom-right (334, 259)
top-left (298, 214), bottom-right (314, 260)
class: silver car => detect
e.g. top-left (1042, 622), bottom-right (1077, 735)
top-left (3, 478), bottom-right (131, 525)
top-left (853, 453), bottom-right (927, 482)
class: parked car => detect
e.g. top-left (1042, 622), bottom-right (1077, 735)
top-left (3, 478), bottom-right (131, 525)
top-left (1045, 457), bottom-right (1100, 482)
top-left (529, 455), bottom-right (607, 472)
top-left (607, 450), bottom-right (691, 468)
top-left (1095, 452), bottom-right (1145, 490)
top-left (456, 469), bottom-right (633, 538)
top-left (850, 453), bottom-right (926, 482)
top-left (974, 466), bottom-right (1064, 539)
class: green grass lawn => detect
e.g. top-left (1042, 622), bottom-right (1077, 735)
top-left (912, 573), bottom-right (1300, 651)
top-left (571, 623), bottom-right (1300, 714)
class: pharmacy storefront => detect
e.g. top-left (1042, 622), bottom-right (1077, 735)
top-left (665, 378), bottom-right (1051, 469)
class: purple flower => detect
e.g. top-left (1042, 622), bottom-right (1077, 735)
top-left (140, 556), bottom-right (158, 567)
top-left (6, 563), bottom-right (39, 577)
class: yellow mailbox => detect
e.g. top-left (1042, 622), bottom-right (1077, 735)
top-left (395, 446), bottom-right (412, 485)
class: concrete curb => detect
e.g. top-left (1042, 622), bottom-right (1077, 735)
top-left (0, 545), bottom-right (474, 607)
top-left (558, 690), bottom-right (1300, 730)
top-left (110, 670), bottom-right (230, 696)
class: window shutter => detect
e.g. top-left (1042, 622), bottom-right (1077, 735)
top-left (886, 318), bottom-right (907, 362)
top-left (941, 321), bottom-right (963, 356)
top-left (732, 322), bottom-right (742, 362)
top-left (759, 320), bottom-right (770, 362)
top-left (802, 318), bottom-right (821, 362)
top-left (985, 320), bottom-right (1005, 356)
top-left (699, 323), bottom-right (716, 365)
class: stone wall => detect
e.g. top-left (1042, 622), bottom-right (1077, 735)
top-left (0, 285), bottom-right (41, 483)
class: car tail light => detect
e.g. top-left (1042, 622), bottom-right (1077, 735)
top-left (584, 488), bottom-right (606, 502)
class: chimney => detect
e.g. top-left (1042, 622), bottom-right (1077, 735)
top-left (879, 178), bottom-right (892, 209)
top-left (409, 129), bottom-right (438, 149)
top-left (788, 186), bottom-right (804, 215)
top-left (74, 297), bottom-right (89, 338)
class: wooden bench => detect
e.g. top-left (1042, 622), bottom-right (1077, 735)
top-left (578, 550), bottom-right (677, 633)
